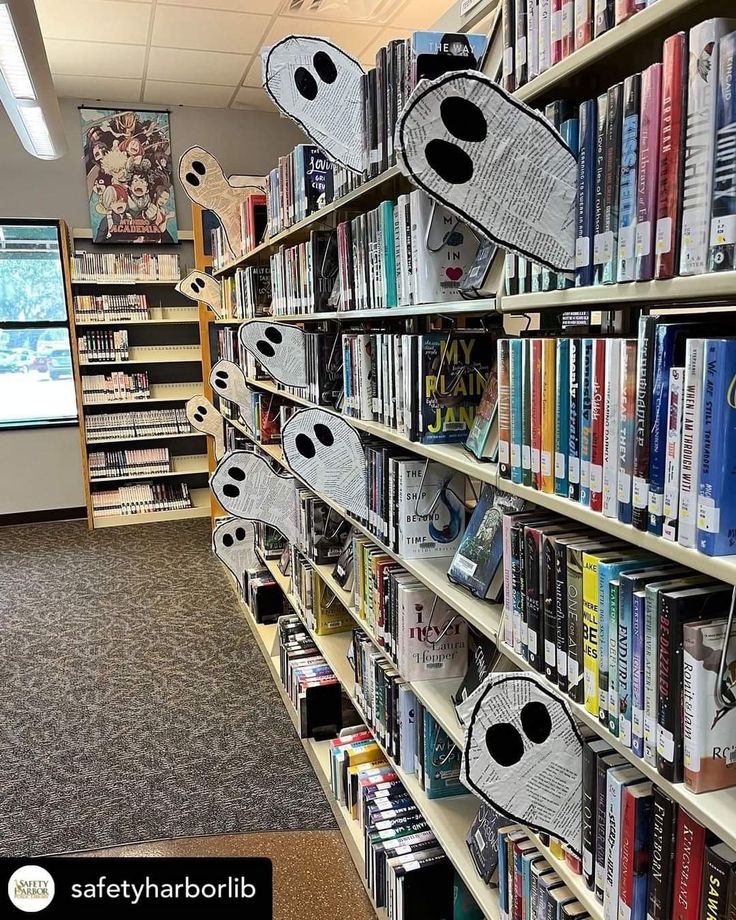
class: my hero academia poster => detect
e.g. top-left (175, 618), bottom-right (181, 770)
top-left (81, 107), bottom-right (179, 244)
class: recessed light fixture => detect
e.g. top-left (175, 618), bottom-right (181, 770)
top-left (0, 0), bottom-right (66, 160)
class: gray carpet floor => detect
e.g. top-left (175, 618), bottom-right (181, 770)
top-left (0, 518), bottom-right (335, 856)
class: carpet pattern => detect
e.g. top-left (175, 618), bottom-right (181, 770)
top-left (0, 518), bottom-right (335, 856)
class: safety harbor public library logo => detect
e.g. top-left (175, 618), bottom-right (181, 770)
top-left (7, 865), bottom-right (55, 912)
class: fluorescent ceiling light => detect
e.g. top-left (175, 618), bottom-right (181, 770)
top-left (18, 104), bottom-right (55, 158)
top-left (0, 3), bottom-right (35, 100)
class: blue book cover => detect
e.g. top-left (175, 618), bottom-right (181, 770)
top-left (698, 338), bottom-right (736, 554)
top-left (617, 339), bottom-right (638, 524)
top-left (631, 590), bottom-right (647, 759)
top-left (423, 711), bottom-right (464, 799)
top-left (510, 338), bottom-right (523, 484)
top-left (580, 338), bottom-right (594, 505)
top-left (607, 580), bottom-right (620, 737)
top-left (555, 338), bottom-right (570, 496)
top-left (411, 31), bottom-right (489, 83)
top-left (617, 74), bottom-right (641, 282)
top-left (560, 116), bottom-right (579, 290)
top-left (568, 338), bottom-right (582, 502)
top-left (647, 322), bottom-right (699, 535)
top-left (709, 30), bottom-right (736, 273)
top-left (379, 200), bottom-right (397, 307)
top-left (631, 787), bottom-right (654, 920)
top-left (576, 99), bottom-right (596, 287)
top-left (497, 826), bottom-right (512, 919)
top-left (447, 483), bottom-right (503, 599)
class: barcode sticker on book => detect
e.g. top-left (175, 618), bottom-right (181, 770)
top-left (593, 231), bottom-right (614, 264)
top-left (575, 0), bottom-right (588, 27)
top-left (632, 707), bottom-right (643, 738)
top-left (590, 463), bottom-right (602, 492)
top-left (635, 222), bottom-right (651, 256)
top-left (711, 214), bottom-right (736, 246)
top-left (500, 441), bottom-right (510, 464)
top-left (531, 448), bottom-right (541, 474)
top-left (568, 658), bottom-right (579, 687)
top-left (522, 445), bottom-right (531, 468)
top-left (575, 236), bottom-right (590, 268)
top-left (511, 444), bottom-right (521, 466)
top-left (453, 555), bottom-right (477, 577)
top-left (545, 639), bottom-right (556, 665)
top-left (644, 715), bottom-right (655, 744)
top-left (697, 497), bottom-right (720, 533)
top-left (618, 470), bottom-right (631, 502)
top-left (474, 830), bottom-right (486, 850)
top-left (655, 217), bottom-right (672, 254)
top-left (648, 491), bottom-right (663, 517)
top-left (527, 630), bottom-right (537, 654)
top-left (594, 0), bottom-right (607, 12)
top-left (517, 36), bottom-right (527, 65)
top-left (541, 451), bottom-right (552, 476)
top-left (569, 456), bottom-right (580, 483)
top-left (503, 47), bottom-right (513, 77)
top-left (557, 650), bottom-right (567, 675)
top-left (632, 476), bottom-right (647, 508)
top-left (618, 224), bottom-right (635, 260)
top-left (551, 9), bottom-right (562, 40)
top-left (657, 726), bottom-right (674, 762)
top-left (555, 452), bottom-right (565, 478)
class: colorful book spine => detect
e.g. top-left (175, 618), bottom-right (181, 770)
top-left (602, 82), bottom-right (624, 284)
top-left (697, 338), bottom-right (736, 555)
top-left (580, 338), bottom-right (594, 506)
top-left (590, 338), bottom-right (606, 513)
top-left (594, 0), bottom-right (614, 39)
top-left (568, 338), bottom-right (582, 502)
top-left (680, 19), bottom-right (734, 276)
top-left (510, 338), bottom-right (523, 484)
top-left (635, 64), bottom-right (664, 281)
top-left (522, 338), bottom-right (533, 486)
top-left (499, 338), bottom-right (512, 480)
top-left (630, 588), bottom-right (646, 757)
top-left (592, 93), bottom-right (609, 286)
top-left (527, 0), bottom-right (540, 81)
top-left (576, 99), bottom-right (597, 287)
top-left (551, 0), bottom-right (562, 66)
top-left (502, 0), bottom-right (516, 93)
top-left (602, 337), bottom-right (621, 519)
top-left (617, 73), bottom-right (641, 283)
top-left (555, 339), bottom-right (570, 497)
top-left (617, 338), bottom-right (638, 524)
top-left (559, 111), bottom-right (580, 290)
top-left (531, 339), bottom-right (543, 489)
top-left (662, 366), bottom-right (685, 542)
top-left (582, 550), bottom-right (600, 716)
top-left (607, 579), bottom-right (620, 736)
top-left (678, 339), bottom-right (705, 548)
top-left (539, 0), bottom-right (552, 74)
top-left (671, 810), bottom-right (707, 920)
top-left (574, 0), bottom-right (591, 50)
top-left (655, 32), bottom-right (688, 280)
top-left (541, 338), bottom-right (556, 494)
top-left (632, 316), bottom-right (656, 530)
top-left (708, 29), bottom-right (736, 273)
top-left (515, 0), bottom-right (528, 88)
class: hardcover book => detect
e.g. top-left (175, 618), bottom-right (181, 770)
top-left (709, 29), bottom-right (736, 272)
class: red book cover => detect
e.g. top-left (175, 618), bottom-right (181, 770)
top-left (531, 338), bottom-right (543, 491)
top-left (561, 0), bottom-right (574, 59)
top-left (574, 0), bottom-right (592, 50)
top-left (244, 194), bottom-right (267, 252)
top-left (589, 338), bottom-right (606, 512)
top-left (619, 784), bottom-right (638, 919)
top-left (635, 63), bottom-right (663, 281)
top-left (672, 809), bottom-right (707, 920)
top-left (551, 0), bottom-right (563, 65)
top-left (615, 0), bottom-right (642, 25)
top-left (654, 32), bottom-right (688, 280)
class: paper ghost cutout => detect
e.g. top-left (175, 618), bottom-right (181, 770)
top-left (209, 359), bottom-right (254, 429)
top-left (186, 395), bottom-right (226, 460)
top-left (238, 320), bottom-right (308, 389)
top-left (212, 517), bottom-right (260, 581)
top-left (176, 270), bottom-right (223, 317)
top-left (462, 673), bottom-right (583, 855)
top-left (210, 449), bottom-right (298, 544)
top-left (263, 36), bottom-right (365, 174)
top-left (396, 70), bottom-right (576, 272)
top-left (178, 146), bottom-right (266, 261)
top-left (282, 408), bottom-right (367, 518)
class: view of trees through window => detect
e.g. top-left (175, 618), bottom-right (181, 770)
top-left (0, 223), bottom-right (77, 427)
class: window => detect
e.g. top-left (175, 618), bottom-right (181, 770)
top-left (0, 221), bottom-right (77, 428)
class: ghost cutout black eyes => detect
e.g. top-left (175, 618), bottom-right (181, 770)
top-left (485, 700), bottom-right (553, 768)
top-left (296, 423), bottom-right (334, 459)
top-left (425, 97), bottom-right (487, 186)
top-left (213, 369), bottom-right (228, 391)
top-left (185, 160), bottom-right (206, 187)
top-left (221, 525), bottom-right (247, 548)
top-left (294, 51), bottom-right (338, 100)
top-left (191, 277), bottom-right (205, 293)
top-left (256, 325), bottom-right (282, 359)
top-left (192, 404), bottom-right (208, 423)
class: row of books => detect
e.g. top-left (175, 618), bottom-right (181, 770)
top-left (294, 485), bottom-right (351, 567)
top-left (71, 251), bottom-right (180, 282)
top-left (88, 446), bottom-right (172, 479)
top-left (500, 509), bottom-right (736, 792)
top-left (85, 408), bottom-right (193, 441)
top-left (327, 725), bottom-right (470, 920)
top-left (78, 330), bottom-right (129, 363)
top-left (501, 0), bottom-right (660, 96)
top-left (270, 231), bottom-right (336, 316)
top-left (74, 294), bottom-right (149, 323)
top-left (289, 550), bottom-right (354, 637)
top-left (90, 481), bottom-right (192, 516)
top-left (211, 193), bottom-right (267, 271)
top-left (81, 371), bottom-right (150, 403)
top-left (265, 145), bottom-right (335, 239)
top-left (497, 322), bottom-right (736, 556)
top-left (220, 266), bottom-right (270, 320)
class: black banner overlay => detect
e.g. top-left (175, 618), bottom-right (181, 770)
top-left (3, 857), bottom-right (272, 917)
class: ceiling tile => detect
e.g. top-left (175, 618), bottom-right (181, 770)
top-left (144, 80), bottom-right (236, 107)
top-left (53, 74), bottom-right (142, 102)
top-left (359, 27), bottom-right (413, 64)
top-left (35, 0), bottom-right (152, 44)
top-left (147, 47), bottom-right (250, 85)
top-left (232, 86), bottom-right (273, 111)
top-left (45, 39), bottom-right (146, 78)
top-left (390, 0), bottom-right (454, 29)
top-left (158, 0), bottom-right (281, 11)
top-left (241, 56), bottom-right (263, 88)
top-left (261, 16), bottom-right (381, 56)
top-left (151, 6), bottom-right (271, 54)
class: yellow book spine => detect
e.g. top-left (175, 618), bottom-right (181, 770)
top-left (582, 551), bottom-right (600, 715)
top-left (550, 838), bottom-right (564, 859)
top-left (541, 338), bottom-right (556, 493)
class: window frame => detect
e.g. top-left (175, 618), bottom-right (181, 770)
top-left (0, 218), bottom-right (79, 431)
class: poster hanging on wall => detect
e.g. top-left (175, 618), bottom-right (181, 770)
top-left (80, 107), bottom-right (179, 245)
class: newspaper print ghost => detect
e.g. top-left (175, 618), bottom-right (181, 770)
top-left (176, 270), bottom-right (222, 317)
top-left (238, 320), bottom-right (308, 389)
top-left (212, 517), bottom-right (259, 581)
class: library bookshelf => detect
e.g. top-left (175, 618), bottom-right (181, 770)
top-left (200, 2), bottom-right (736, 916)
top-left (66, 237), bottom-right (206, 530)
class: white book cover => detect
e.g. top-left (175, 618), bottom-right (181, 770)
top-left (409, 189), bottom-right (479, 304)
top-left (397, 458), bottom-right (465, 560)
top-left (678, 339), bottom-right (705, 548)
top-left (397, 580), bottom-right (467, 680)
top-left (527, 0), bottom-right (540, 79)
top-left (538, 0), bottom-right (552, 74)
top-left (680, 18), bottom-right (736, 275)
top-left (662, 366), bottom-right (685, 541)
top-left (603, 767), bottom-right (644, 920)
top-left (398, 684), bottom-right (416, 775)
top-left (602, 337), bottom-right (621, 518)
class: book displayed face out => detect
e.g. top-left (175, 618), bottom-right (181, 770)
top-left (212, 517), bottom-right (259, 581)
top-left (176, 270), bottom-right (222, 317)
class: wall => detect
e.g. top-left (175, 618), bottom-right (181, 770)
top-left (0, 98), bottom-right (305, 516)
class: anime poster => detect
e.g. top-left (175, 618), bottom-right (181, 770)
top-left (80, 107), bottom-right (178, 244)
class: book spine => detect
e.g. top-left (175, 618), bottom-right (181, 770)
top-left (607, 579), bottom-right (620, 735)
top-left (655, 32), bottom-right (688, 279)
top-left (525, 528), bottom-right (544, 672)
top-left (499, 339), bottom-right (512, 480)
top-left (555, 338), bottom-right (570, 496)
top-left (539, 0), bottom-right (551, 74)
top-left (527, 0), bottom-right (540, 81)
top-left (662, 366), bottom-right (685, 541)
top-left (618, 785), bottom-right (637, 920)
top-left (635, 64), bottom-right (664, 281)
top-left (632, 317), bottom-right (654, 530)
top-left (602, 82), bottom-right (624, 284)
top-left (531, 339), bottom-right (543, 490)
top-left (656, 592), bottom-right (681, 782)
top-left (678, 339), bottom-right (705, 548)
top-left (551, 0), bottom-right (562, 65)
top-left (543, 535), bottom-right (559, 683)
top-left (554, 538), bottom-right (570, 693)
top-left (594, 758), bottom-right (612, 901)
top-left (566, 545), bottom-right (585, 703)
top-left (574, 0), bottom-right (591, 50)
top-left (503, 0), bottom-right (516, 93)
top-left (576, 99), bottom-right (596, 287)
top-left (580, 337), bottom-right (594, 506)
top-left (590, 338), bottom-right (606, 513)
top-left (672, 810), bottom-right (707, 920)
top-left (618, 338), bottom-right (638, 523)
top-left (582, 740), bottom-right (598, 888)
top-left (618, 580), bottom-right (634, 746)
top-left (541, 338), bottom-right (556, 493)
top-left (631, 590), bottom-right (646, 758)
top-left (593, 93), bottom-right (609, 286)
top-left (569, 337), bottom-right (582, 501)
top-left (582, 552), bottom-right (600, 716)
top-left (515, 0), bottom-right (528, 88)
top-left (603, 772), bottom-right (625, 920)
top-left (511, 524), bottom-right (525, 654)
top-left (602, 337), bottom-right (621, 518)
top-left (594, 0), bottom-right (614, 39)
top-left (709, 30), bottom-right (736, 272)
top-left (522, 338), bottom-right (533, 486)
top-left (699, 846), bottom-right (732, 920)
top-left (646, 789), bottom-right (677, 920)
top-left (617, 74), bottom-right (642, 282)
top-left (510, 338), bottom-right (523, 484)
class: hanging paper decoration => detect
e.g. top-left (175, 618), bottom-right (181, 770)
top-left (212, 517), bottom-right (259, 581)
top-left (185, 395), bottom-right (226, 459)
top-left (209, 360), bottom-right (254, 430)
top-left (176, 270), bottom-right (223, 317)
top-left (178, 145), bottom-right (266, 262)
top-left (263, 36), bottom-right (366, 173)
top-left (460, 673), bottom-right (583, 855)
top-left (396, 70), bottom-right (576, 272)
top-left (210, 450), bottom-right (298, 544)
top-left (238, 320), bottom-right (308, 389)
top-left (282, 408), bottom-right (367, 518)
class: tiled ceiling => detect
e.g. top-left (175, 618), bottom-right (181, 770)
top-left (34, 0), bottom-right (454, 110)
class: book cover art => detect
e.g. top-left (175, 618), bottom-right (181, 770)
top-left (397, 581), bottom-right (467, 681)
top-left (422, 710), bottom-right (464, 799)
top-left (411, 31), bottom-right (489, 86)
top-left (397, 459), bottom-right (464, 560)
top-left (709, 30), bottom-right (736, 272)
top-left (465, 356), bottom-right (499, 460)
top-left (448, 483), bottom-right (509, 599)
